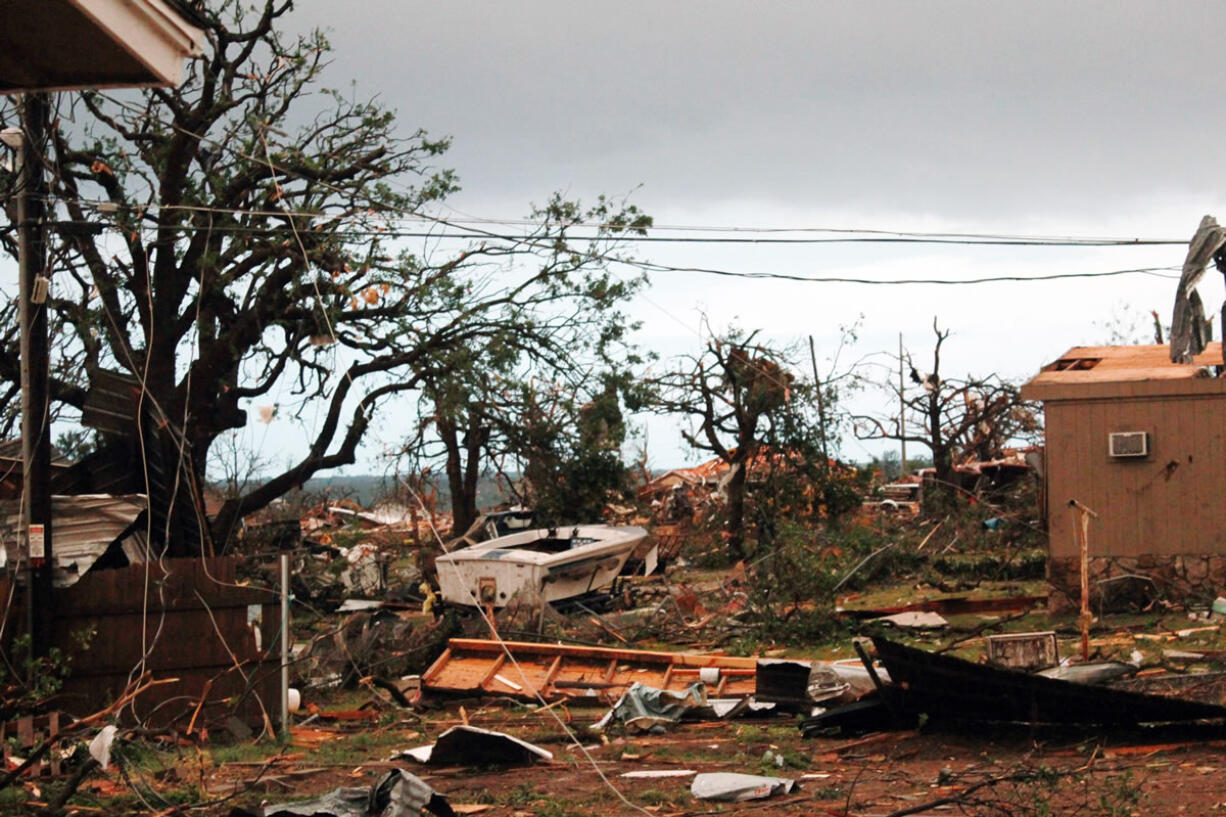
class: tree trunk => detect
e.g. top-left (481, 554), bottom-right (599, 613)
top-left (458, 410), bottom-right (486, 534)
top-left (438, 414), bottom-right (473, 536)
top-left (725, 455), bottom-right (749, 560)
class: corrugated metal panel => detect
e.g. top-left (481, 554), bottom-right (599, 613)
top-left (59, 411), bottom-right (208, 557)
top-left (0, 494), bottom-right (146, 585)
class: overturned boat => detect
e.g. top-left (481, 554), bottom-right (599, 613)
top-left (435, 525), bottom-right (647, 608)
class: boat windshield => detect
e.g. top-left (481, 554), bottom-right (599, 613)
top-left (511, 535), bottom-right (598, 554)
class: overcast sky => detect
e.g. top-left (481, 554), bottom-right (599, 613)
top-left (229, 3), bottom-right (1226, 470)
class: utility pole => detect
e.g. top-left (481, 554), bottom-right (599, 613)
top-left (16, 93), bottom-right (53, 657)
top-left (898, 333), bottom-right (907, 480)
top-left (807, 335), bottom-right (828, 465)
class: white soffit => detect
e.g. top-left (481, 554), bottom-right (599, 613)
top-left (0, 0), bottom-right (204, 94)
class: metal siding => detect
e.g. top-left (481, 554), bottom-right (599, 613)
top-left (1046, 403), bottom-right (1074, 560)
top-left (1047, 392), bottom-right (1226, 560)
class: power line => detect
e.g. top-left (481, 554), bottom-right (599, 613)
top-left (34, 194), bottom-right (1188, 247)
top-left (42, 93), bottom-right (1187, 292)
top-left (24, 212), bottom-right (1184, 285)
top-left (620, 259), bottom-right (1182, 285)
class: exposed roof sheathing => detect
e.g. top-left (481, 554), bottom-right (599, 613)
top-left (1022, 344), bottom-right (1226, 401)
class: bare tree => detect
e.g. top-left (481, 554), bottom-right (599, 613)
top-left (648, 328), bottom-right (799, 558)
top-left (854, 319), bottom-right (1040, 492)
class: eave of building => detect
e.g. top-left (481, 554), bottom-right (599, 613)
top-left (0, 0), bottom-right (204, 94)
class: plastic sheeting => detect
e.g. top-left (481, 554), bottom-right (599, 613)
top-left (690, 772), bottom-right (796, 802)
top-left (592, 681), bottom-right (706, 732)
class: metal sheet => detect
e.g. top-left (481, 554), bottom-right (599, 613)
top-left (0, 493), bottom-right (146, 585)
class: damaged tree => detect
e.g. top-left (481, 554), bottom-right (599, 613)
top-left (402, 347), bottom-right (644, 534)
top-left (855, 319), bottom-right (1039, 494)
top-left (649, 328), bottom-right (817, 558)
top-left (0, 0), bottom-right (649, 554)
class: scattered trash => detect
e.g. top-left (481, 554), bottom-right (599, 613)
top-left (593, 682), bottom-right (706, 732)
top-left (341, 543), bottom-right (385, 596)
top-left (703, 697), bottom-right (776, 719)
top-left (253, 768), bottom-right (455, 817)
top-left (396, 725), bottom-right (552, 766)
top-left (336, 599), bottom-right (386, 612)
top-left (605, 682), bottom-right (707, 732)
top-left (805, 664), bottom-right (851, 704)
top-left (88, 725), bottom-right (117, 771)
top-left (690, 772), bottom-right (796, 802)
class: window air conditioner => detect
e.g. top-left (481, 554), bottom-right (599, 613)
top-left (1108, 431), bottom-right (1148, 458)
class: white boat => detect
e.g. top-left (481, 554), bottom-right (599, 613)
top-left (435, 525), bottom-right (647, 608)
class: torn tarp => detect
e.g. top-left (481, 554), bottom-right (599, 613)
top-left (396, 725), bottom-right (552, 766)
top-left (690, 772), bottom-right (796, 802)
top-left (592, 681), bottom-right (706, 732)
top-left (253, 769), bottom-right (454, 817)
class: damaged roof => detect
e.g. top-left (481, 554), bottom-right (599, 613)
top-left (1022, 343), bottom-right (1226, 401)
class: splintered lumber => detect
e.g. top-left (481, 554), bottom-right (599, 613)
top-left (420, 638), bottom-right (758, 704)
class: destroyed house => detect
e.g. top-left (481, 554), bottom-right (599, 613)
top-left (1021, 343), bottom-right (1226, 606)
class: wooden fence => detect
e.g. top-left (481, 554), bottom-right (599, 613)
top-left (2, 557), bottom-right (281, 728)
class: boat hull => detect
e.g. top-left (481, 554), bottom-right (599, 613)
top-left (436, 525), bottom-right (646, 608)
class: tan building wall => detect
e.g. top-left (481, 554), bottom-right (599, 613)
top-left (1043, 391), bottom-right (1226, 561)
